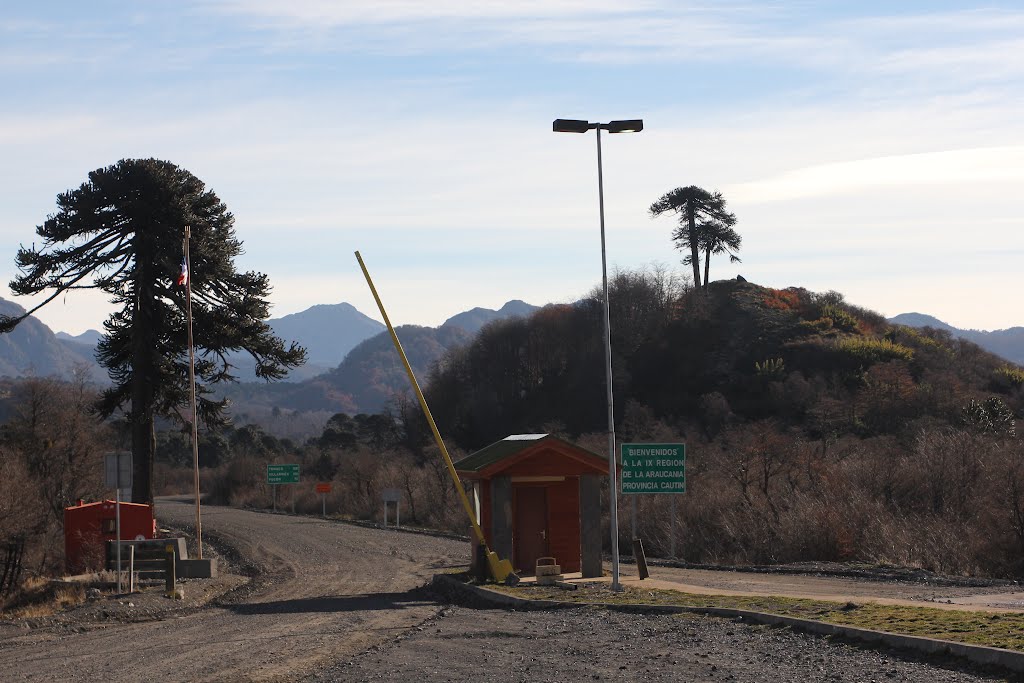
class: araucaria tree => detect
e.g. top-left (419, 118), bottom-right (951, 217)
top-left (649, 186), bottom-right (739, 288)
top-left (0, 159), bottom-right (306, 504)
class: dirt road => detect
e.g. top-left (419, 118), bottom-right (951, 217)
top-left (0, 499), bottom-right (468, 682)
top-left (0, 501), bottom-right (1017, 682)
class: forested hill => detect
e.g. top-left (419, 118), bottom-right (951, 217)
top-left (424, 275), bottom-right (1022, 451)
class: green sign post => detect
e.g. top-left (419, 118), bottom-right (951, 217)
top-left (267, 464), bottom-right (300, 513)
top-left (267, 464), bottom-right (300, 484)
top-left (620, 443), bottom-right (685, 494)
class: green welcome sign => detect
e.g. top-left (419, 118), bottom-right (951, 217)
top-left (620, 443), bottom-right (685, 494)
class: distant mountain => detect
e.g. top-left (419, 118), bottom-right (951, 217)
top-left (0, 298), bottom-right (104, 381)
top-left (47, 302), bottom-right (387, 384)
top-left (219, 324), bottom-right (474, 417)
top-left (55, 329), bottom-right (104, 347)
top-left (887, 313), bottom-right (956, 333)
top-left (220, 300), bottom-right (542, 417)
top-left (271, 302), bottom-right (385, 366)
top-left (889, 312), bottom-right (1024, 365)
top-left (224, 302), bottom-right (386, 382)
top-left (313, 325), bottom-right (472, 414)
top-left (441, 300), bottom-right (539, 335)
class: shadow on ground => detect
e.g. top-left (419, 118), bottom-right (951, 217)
top-left (226, 588), bottom-right (438, 615)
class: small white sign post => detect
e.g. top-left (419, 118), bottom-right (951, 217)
top-left (104, 453), bottom-right (132, 594)
top-left (382, 488), bottom-right (401, 528)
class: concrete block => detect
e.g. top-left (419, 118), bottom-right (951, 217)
top-left (178, 558), bottom-right (217, 579)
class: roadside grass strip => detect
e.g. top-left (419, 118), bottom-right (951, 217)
top-left (488, 582), bottom-right (1024, 652)
top-left (1, 576), bottom-right (87, 619)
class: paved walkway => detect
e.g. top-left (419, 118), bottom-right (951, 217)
top-left (521, 565), bottom-right (1024, 613)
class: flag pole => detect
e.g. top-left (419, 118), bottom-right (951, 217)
top-left (184, 225), bottom-right (202, 559)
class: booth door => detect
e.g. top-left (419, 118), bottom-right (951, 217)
top-left (513, 486), bottom-right (549, 574)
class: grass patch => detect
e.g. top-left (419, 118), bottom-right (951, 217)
top-left (0, 576), bottom-right (88, 619)
top-left (488, 582), bottom-right (1024, 652)
top-left (835, 337), bottom-right (914, 364)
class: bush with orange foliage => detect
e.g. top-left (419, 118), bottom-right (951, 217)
top-left (762, 288), bottom-right (802, 311)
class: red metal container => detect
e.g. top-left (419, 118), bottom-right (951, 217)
top-left (64, 499), bottom-right (156, 573)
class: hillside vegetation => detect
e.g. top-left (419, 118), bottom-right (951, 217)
top-left (4, 270), bottom-right (1023, 581)
top-left (418, 272), bottom-right (1024, 575)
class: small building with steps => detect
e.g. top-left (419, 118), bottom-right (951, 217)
top-left (456, 434), bottom-right (608, 577)
top-left (64, 499), bottom-right (156, 573)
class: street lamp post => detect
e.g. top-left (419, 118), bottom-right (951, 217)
top-left (552, 118), bottom-right (643, 591)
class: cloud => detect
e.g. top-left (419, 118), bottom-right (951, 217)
top-left (728, 146), bottom-right (1024, 203)
top-left (202, 1), bottom-right (1024, 83)
top-left (209, 0), bottom-right (651, 25)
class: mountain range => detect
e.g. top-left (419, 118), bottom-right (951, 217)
top-left (0, 295), bottom-right (540, 413)
top-left (1, 293), bottom-right (1019, 417)
top-left (887, 313), bottom-right (1024, 365)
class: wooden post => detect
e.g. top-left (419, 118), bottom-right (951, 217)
top-left (633, 538), bottom-right (649, 580)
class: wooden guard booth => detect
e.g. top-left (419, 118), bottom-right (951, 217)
top-left (456, 434), bottom-right (608, 577)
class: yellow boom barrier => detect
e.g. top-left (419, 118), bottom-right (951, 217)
top-left (355, 251), bottom-right (518, 585)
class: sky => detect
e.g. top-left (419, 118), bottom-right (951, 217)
top-left (1, 1), bottom-right (1022, 335)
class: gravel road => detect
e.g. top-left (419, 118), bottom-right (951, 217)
top-left (323, 605), bottom-right (1014, 683)
top-left (0, 499), bottom-right (467, 682)
top-left (0, 500), bottom-right (1017, 682)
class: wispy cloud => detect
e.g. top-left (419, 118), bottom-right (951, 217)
top-left (203, 1), bottom-right (1024, 77)
top-left (729, 146), bottom-right (1024, 203)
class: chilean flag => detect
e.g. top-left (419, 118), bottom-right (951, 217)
top-left (177, 258), bottom-right (189, 287)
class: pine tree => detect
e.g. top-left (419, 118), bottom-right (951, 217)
top-left (0, 158), bottom-right (306, 504)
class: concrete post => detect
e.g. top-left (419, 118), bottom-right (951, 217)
top-left (579, 474), bottom-right (603, 578)
top-left (491, 476), bottom-right (513, 563)
top-left (164, 544), bottom-right (176, 597)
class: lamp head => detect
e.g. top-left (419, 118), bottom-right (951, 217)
top-left (553, 119), bottom-right (592, 133)
top-left (607, 119), bottom-right (644, 133)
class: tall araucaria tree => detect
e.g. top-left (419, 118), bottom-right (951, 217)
top-left (649, 186), bottom-right (739, 289)
top-left (683, 219), bottom-right (742, 287)
top-left (0, 158), bottom-right (306, 505)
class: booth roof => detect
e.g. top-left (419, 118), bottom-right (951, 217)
top-left (455, 434), bottom-right (605, 474)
